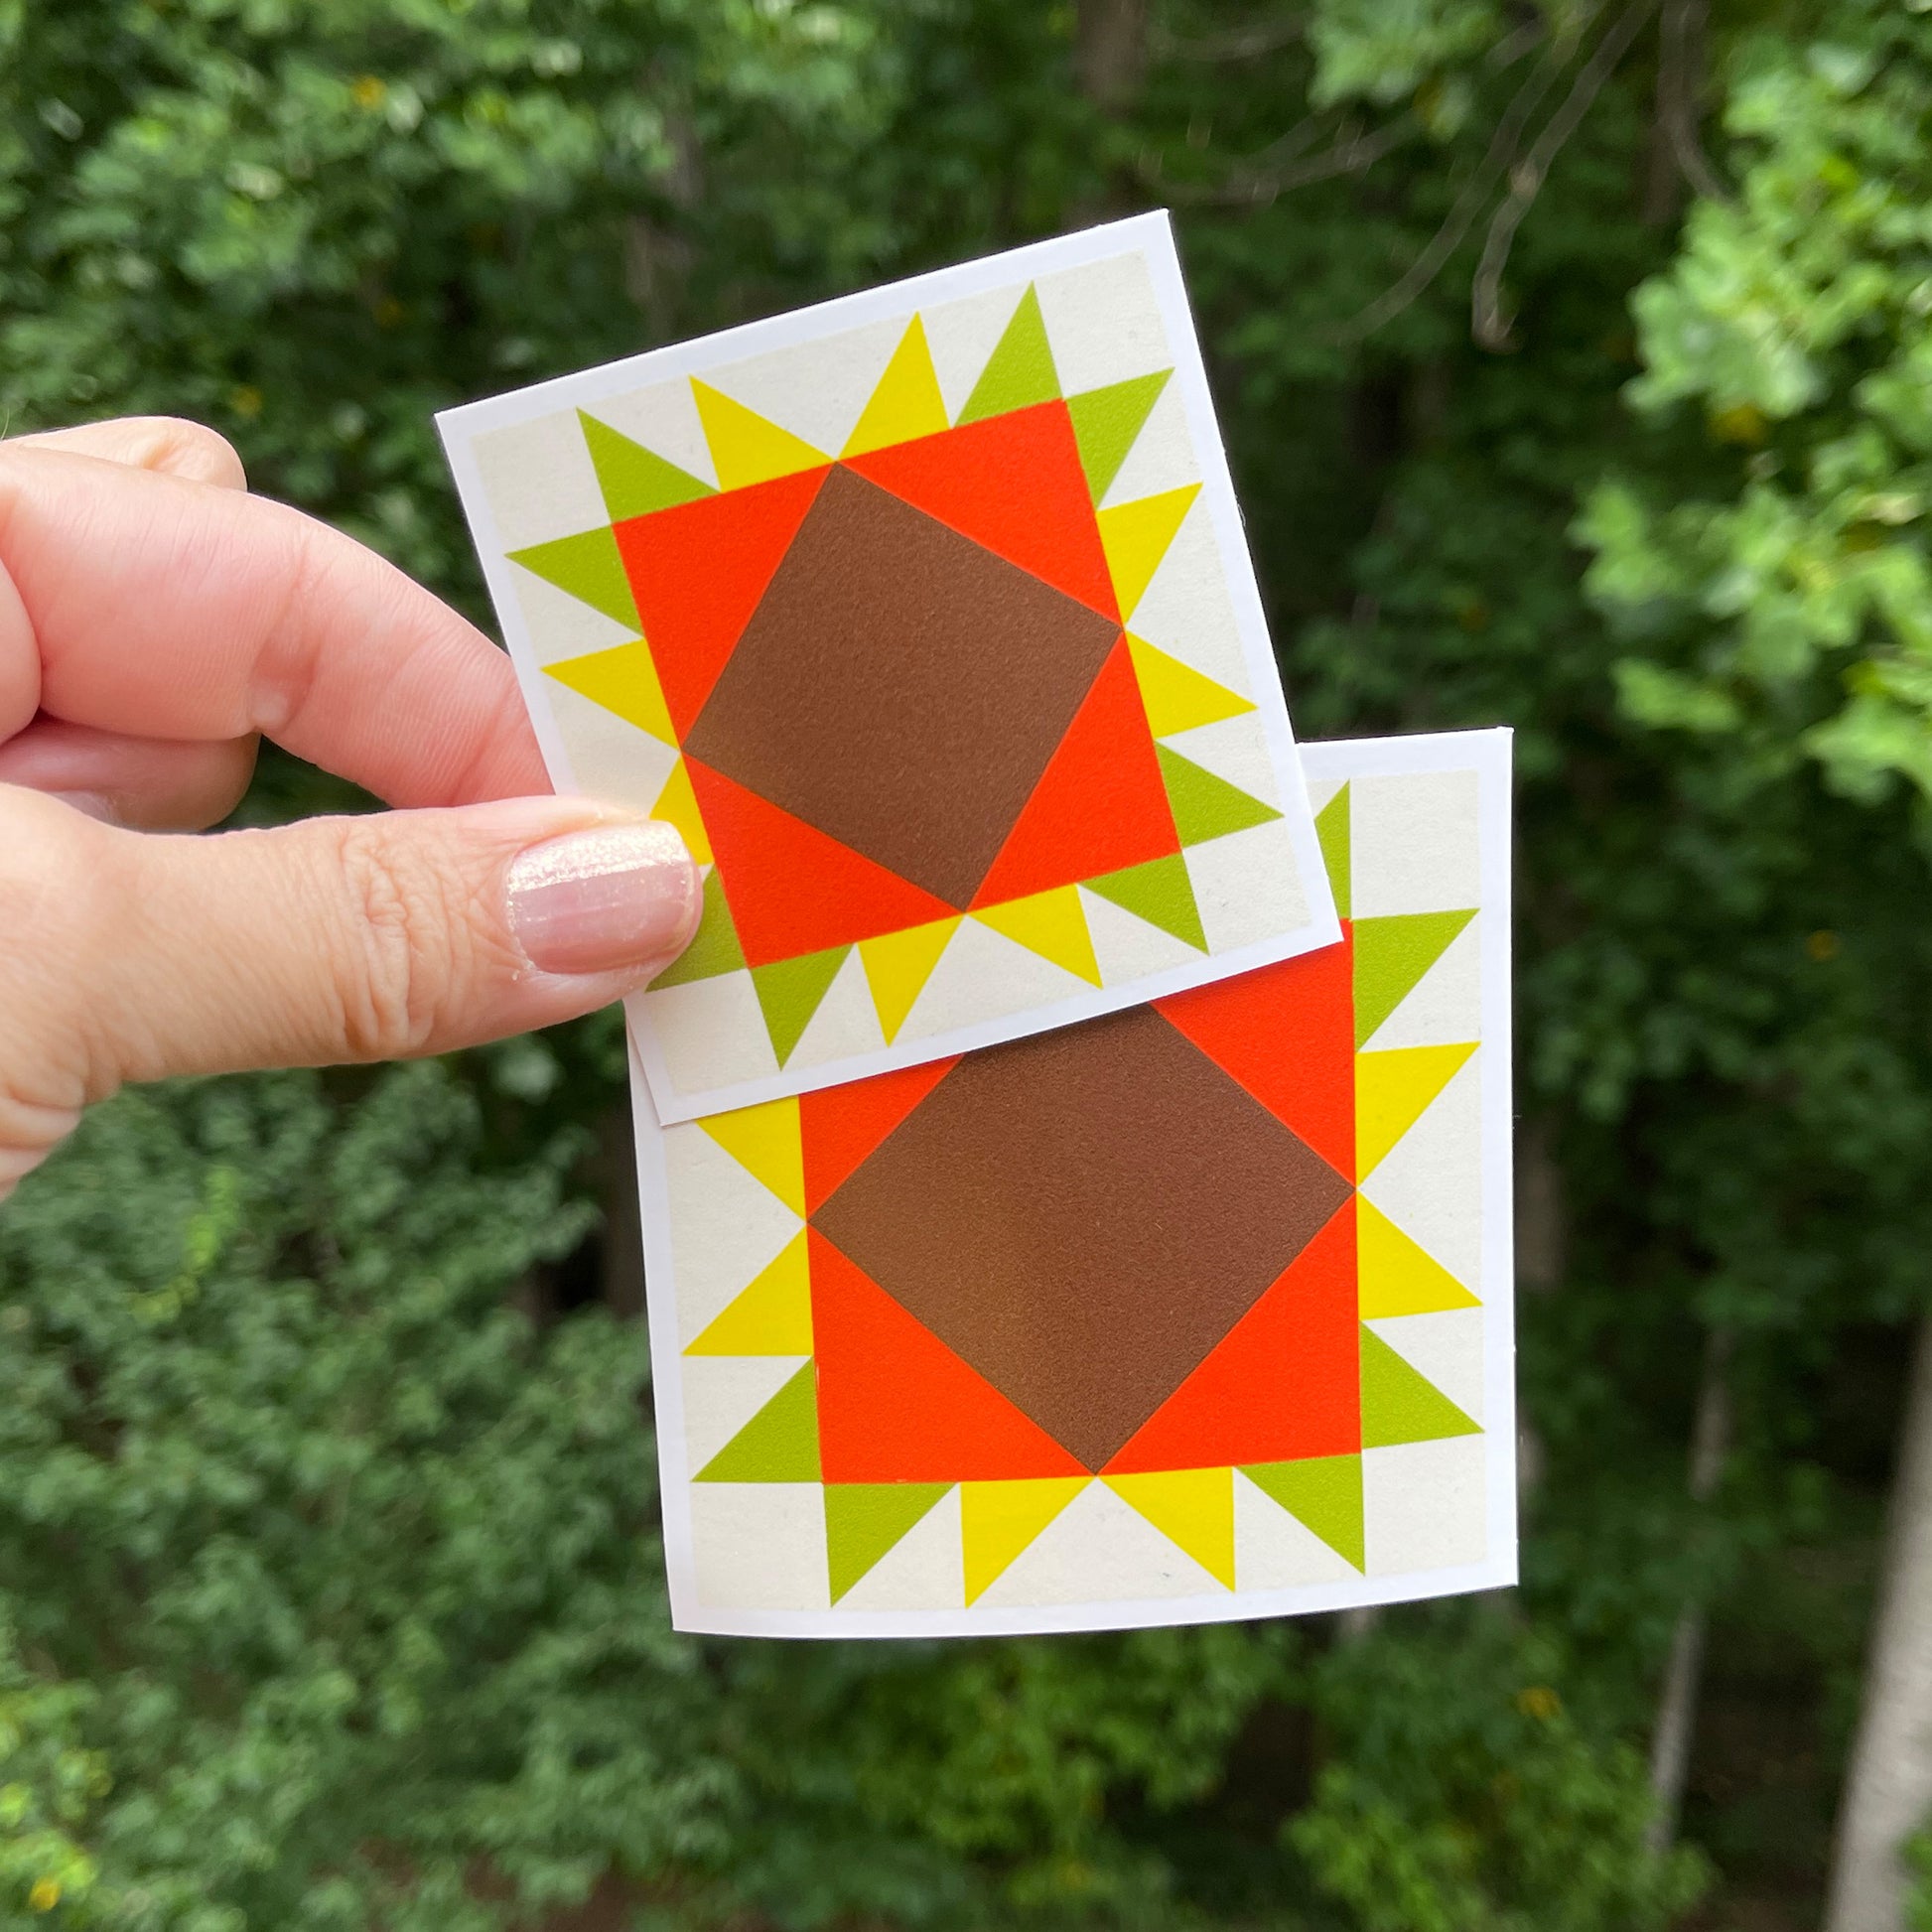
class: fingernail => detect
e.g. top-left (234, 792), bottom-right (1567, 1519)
top-left (48, 790), bottom-right (120, 826)
top-left (505, 820), bottom-right (700, 977)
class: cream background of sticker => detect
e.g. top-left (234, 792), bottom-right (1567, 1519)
top-left (1363, 1439), bottom-right (1488, 1578)
top-left (691, 1485), bottom-right (830, 1611)
top-left (895, 915), bottom-right (1091, 1042)
top-left (1035, 252), bottom-right (1172, 392)
top-left (472, 410), bottom-right (606, 548)
top-left (838, 1489), bottom-right (967, 1613)
top-left (1361, 1053), bottom-right (1482, 1286)
top-left (545, 687), bottom-right (678, 815)
top-left (1104, 379), bottom-right (1200, 506)
top-left (922, 284), bottom-right (1031, 420)
top-left (1233, 1470), bottom-right (1364, 1591)
top-left (585, 377), bottom-right (719, 486)
top-left (1352, 770), bottom-right (1483, 917)
top-left (977, 1481), bottom-right (1220, 1608)
top-left (1362, 917), bottom-right (1481, 1052)
top-left (1162, 713), bottom-right (1280, 807)
top-left (512, 571), bottom-right (637, 668)
top-left (1079, 886), bottom-right (1207, 985)
top-left (1125, 509), bottom-right (1252, 690)
top-left (662, 1122), bottom-right (801, 1341)
top-left (1370, 1310), bottom-right (1485, 1421)
top-left (683, 1356), bottom-right (807, 1470)
top-left (638, 974), bottom-right (781, 1095)
top-left (1185, 817), bottom-right (1311, 953)
top-left (703, 316), bottom-right (905, 456)
top-left (781, 946), bottom-right (890, 1071)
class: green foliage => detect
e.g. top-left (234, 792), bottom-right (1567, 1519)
top-left (0, 1621), bottom-right (109, 1926)
top-left (1309, 0), bottom-right (1503, 108)
top-left (1582, 2), bottom-right (1932, 808)
top-left (1295, 1618), bottom-right (1710, 1931)
top-left (6, 0), bottom-right (1932, 1924)
top-left (0, 1067), bottom-right (731, 1930)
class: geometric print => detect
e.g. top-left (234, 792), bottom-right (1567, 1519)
top-left (635, 732), bottom-right (1515, 1634)
top-left (449, 220), bottom-right (1336, 1122)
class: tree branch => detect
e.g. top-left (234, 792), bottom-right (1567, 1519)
top-left (1644, 1323), bottom-right (1732, 1855)
top-left (1470, 0), bottom-right (1661, 350)
top-left (1658, 0), bottom-right (1730, 206)
top-left (1344, 7), bottom-right (1600, 341)
top-left (1158, 116), bottom-right (1414, 207)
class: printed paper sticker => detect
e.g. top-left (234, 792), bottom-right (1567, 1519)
top-left (631, 728), bottom-right (1514, 1636)
top-left (441, 213), bottom-right (1338, 1121)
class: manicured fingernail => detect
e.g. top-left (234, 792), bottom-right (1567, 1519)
top-left (505, 820), bottom-right (699, 976)
top-left (49, 790), bottom-right (119, 826)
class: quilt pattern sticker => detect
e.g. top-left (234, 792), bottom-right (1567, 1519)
top-left (441, 213), bottom-right (1338, 1123)
top-left (632, 728), bottom-right (1514, 1636)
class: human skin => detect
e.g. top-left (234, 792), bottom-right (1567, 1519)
top-left (0, 417), bottom-right (701, 1198)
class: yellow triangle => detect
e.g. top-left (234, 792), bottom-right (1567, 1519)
top-left (1097, 484), bottom-right (1200, 619)
top-left (690, 378), bottom-right (828, 490)
top-left (1125, 633), bottom-right (1255, 737)
top-left (1105, 1468), bottom-right (1235, 1589)
top-left (960, 1477), bottom-right (1088, 1603)
top-left (543, 640), bottom-right (676, 746)
top-left (842, 316), bottom-right (950, 457)
top-left (650, 759), bottom-right (712, 866)
top-left (685, 1232), bottom-right (813, 1354)
top-left (974, 888), bottom-right (1101, 986)
top-left (1356, 1196), bottom-right (1479, 1318)
top-left (699, 1096), bottom-right (804, 1215)
top-left (1355, 1041), bottom-right (1477, 1178)
top-left (858, 915), bottom-right (962, 1042)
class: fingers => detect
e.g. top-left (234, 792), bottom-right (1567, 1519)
top-left (9, 417), bottom-right (248, 489)
top-left (0, 786), bottom-right (699, 1187)
top-left (0, 716), bottom-right (258, 830)
top-left (0, 444), bottom-right (547, 805)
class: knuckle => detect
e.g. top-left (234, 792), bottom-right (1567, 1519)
top-left (139, 416), bottom-right (249, 490)
top-left (327, 819), bottom-right (492, 1060)
top-left (0, 788), bottom-right (122, 967)
top-left (0, 787), bottom-right (129, 1107)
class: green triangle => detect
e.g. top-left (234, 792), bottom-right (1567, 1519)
top-left (1353, 909), bottom-right (1476, 1046)
top-left (649, 870), bottom-right (745, 990)
top-left (1085, 853), bottom-right (1207, 950)
top-left (1156, 746), bottom-right (1284, 848)
top-left (580, 411), bottom-right (716, 520)
top-left (1242, 1454), bottom-right (1364, 1571)
top-left (957, 286), bottom-right (1060, 424)
top-left (695, 1364), bottom-right (821, 1481)
top-left (752, 945), bottom-right (852, 1064)
top-left (1360, 1329), bottom-right (1480, 1449)
top-left (1066, 370), bottom-right (1171, 501)
top-left (825, 1483), bottom-right (952, 1600)
top-left (506, 526), bottom-right (638, 629)
top-left (1315, 786), bottom-right (1350, 917)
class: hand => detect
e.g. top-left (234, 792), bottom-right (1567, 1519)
top-left (0, 418), bottom-right (700, 1197)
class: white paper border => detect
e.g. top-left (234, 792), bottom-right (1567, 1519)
top-left (631, 726), bottom-right (1515, 1638)
top-left (439, 211), bottom-right (1340, 1124)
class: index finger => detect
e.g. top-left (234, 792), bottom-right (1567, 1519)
top-left (0, 446), bottom-right (547, 807)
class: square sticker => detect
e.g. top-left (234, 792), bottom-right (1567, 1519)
top-left (631, 729), bottom-right (1515, 1636)
top-left (441, 213), bottom-right (1338, 1121)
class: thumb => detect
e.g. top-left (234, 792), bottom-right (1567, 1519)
top-left (1, 787), bottom-right (699, 1184)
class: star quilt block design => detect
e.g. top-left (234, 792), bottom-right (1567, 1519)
top-left (636, 729), bottom-right (1515, 1635)
top-left (443, 216), bottom-right (1338, 1121)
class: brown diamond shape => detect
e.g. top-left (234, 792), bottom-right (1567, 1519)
top-left (809, 1005), bottom-right (1354, 1470)
top-left (679, 464), bottom-right (1123, 909)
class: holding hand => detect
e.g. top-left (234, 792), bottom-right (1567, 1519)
top-left (0, 418), bottom-right (699, 1196)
